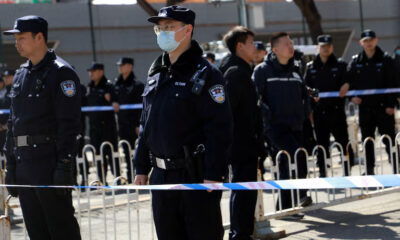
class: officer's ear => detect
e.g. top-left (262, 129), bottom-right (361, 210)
top-left (32, 32), bottom-right (45, 44)
top-left (185, 24), bottom-right (193, 38)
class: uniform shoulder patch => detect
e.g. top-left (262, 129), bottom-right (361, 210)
top-left (60, 80), bottom-right (76, 97)
top-left (208, 84), bottom-right (225, 104)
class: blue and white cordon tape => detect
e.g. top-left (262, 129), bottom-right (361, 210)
top-left (318, 88), bottom-right (400, 99)
top-left (0, 88), bottom-right (399, 115)
top-left (1, 174), bottom-right (400, 191)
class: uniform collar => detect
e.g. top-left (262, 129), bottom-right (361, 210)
top-left (21, 49), bottom-right (56, 71)
top-left (314, 53), bottom-right (337, 68)
top-left (89, 75), bottom-right (108, 88)
top-left (148, 40), bottom-right (203, 76)
top-left (116, 71), bottom-right (135, 85)
top-left (359, 46), bottom-right (384, 62)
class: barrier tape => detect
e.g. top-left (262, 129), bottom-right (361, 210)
top-left (0, 88), bottom-right (398, 115)
top-left (1, 174), bottom-right (399, 191)
top-left (318, 88), bottom-right (400, 98)
top-left (0, 104), bottom-right (143, 115)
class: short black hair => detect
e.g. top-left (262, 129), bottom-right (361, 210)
top-left (223, 26), bottom-right (254, 55)
top-left (270, 32), bottom-right (289, 48)
top-left (32, 32), bottom-right (47, 43)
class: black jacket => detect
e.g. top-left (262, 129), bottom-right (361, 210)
top-left (219, 54), bottom-right (264, 160)
top-left (347, 46), bottom-right (397, 108)
top-left (5, 50), bottom-right (81, 184)
top-left (133, 40), bottom-right (233, 181)
top-left (0, 86), bottom-right (11, 125)
top-left (87, 76), bottom-right (117, 127)
top-left (305, 54), bottom-right (348, 109)
top-left (114, 72), bottom-right (144, 128)
top-left (252, 52), bottom-right (310, 132)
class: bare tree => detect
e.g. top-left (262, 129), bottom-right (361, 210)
top-left (137, 0), bottom-right (158, 16)
top-left (293, 0), bottom-right (323, 44)
top-left (166, 0), bottom-right (184, 6)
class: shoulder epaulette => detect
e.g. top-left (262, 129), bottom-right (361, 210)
top-left (54, 59), bottom-right (66, 69)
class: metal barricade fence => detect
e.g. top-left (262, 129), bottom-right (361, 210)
top-left (2, 135), bottom-right (400, 239)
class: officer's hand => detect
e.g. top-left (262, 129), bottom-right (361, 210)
top-left (5, 167), bottom-right (19, 197)
top-left (339, 83), bottom-right (350, 98)
top-left (204, 179), bottom-right (221, 193)
top-left (53, 159), bottom-right (75, 196)
top-left (135, 127), bottom-right (140, 136)
top-left (134, 175), bottom-right (148, 185)
top-left (104, 93), bottom-right (111, 102)
top-left (112, 102), bottom-right (120, 112)
top-left (352, 97), bottom-right (362, 105)
top-left (386, 107), bottom-right (395, 116)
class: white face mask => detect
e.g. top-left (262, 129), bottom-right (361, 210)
top-left (156, 26), bottom-right (186, 53)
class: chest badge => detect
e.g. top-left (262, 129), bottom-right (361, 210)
top-left (209, 84), bottom-right (225, 104)
top-left (60, 80), bottom-right (76, 97)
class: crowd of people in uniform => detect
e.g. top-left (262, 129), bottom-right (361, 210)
top-left (1, 5), bottom-right (400, 240)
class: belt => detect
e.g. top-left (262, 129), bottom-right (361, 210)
top-left (150, 153), bottom-right (185, 170)
top-left (14, 135), bottom-right (55, 147)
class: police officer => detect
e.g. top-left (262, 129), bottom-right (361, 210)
top-left (0, 70), bottom-right (14, 155)
top-left (253, 32), bottom-right (312, 218)
top-left (87, 63), bottom-right (120, 184)
top-left (133, 6), bottom-right (233, 240)
top-left (347, 30), bottom-right (398, 175)
top-left (3, 15), bottom-right (81, 240)
top-left (114, 57), bottom-right (144, 183)
top-left (304, 35), bottom-right (354, 177)
top-left (254, 41), bottom-right (267, 66)
top-left (219, 26), bottom-right (263, 240)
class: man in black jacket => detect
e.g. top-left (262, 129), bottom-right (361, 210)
top-left (347, 30), bottom-right (398, 175)
top-left (305, 35), bottom-right (354, 177)
top-left (87, 63), bottom-right (120, 184)
top-left (133, 6), bottom-right (233, 240)
top-left (220, 26), bottom-right (263, 240)
top-left (253, 32), bottom-right (312, 217)
top-left (114, 57), bottom-right (144, 183)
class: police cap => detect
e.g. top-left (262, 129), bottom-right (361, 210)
top-left (148, 6), bottom-right (196, 27)
top-left (87, 63), bottom-right (104, 71)
top-left (317, 35), bottom-right (332, 45)
top-left (116, 57), bottom-right (134, 66)
top-left (254, 41), bottom-right (266, 51)
top-left (203, 52), bottom-right (215, 62)
top-left (3, 15), bottom-right (48, 40)
top-left (361, 29), bottom-right (376, 41)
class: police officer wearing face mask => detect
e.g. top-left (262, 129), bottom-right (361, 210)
top-left (304, 35), bottom-right (355, 177)
top-left (114, 57), bottom-right (144, 183)
top-left (3, 15), bottom-right (81, 240)
top-left (87, 63), bottom-right (120, 184)
top-left (133, 6), bottom-right (233, 240)
top-left (347, 30), bottom-right (398, 175)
